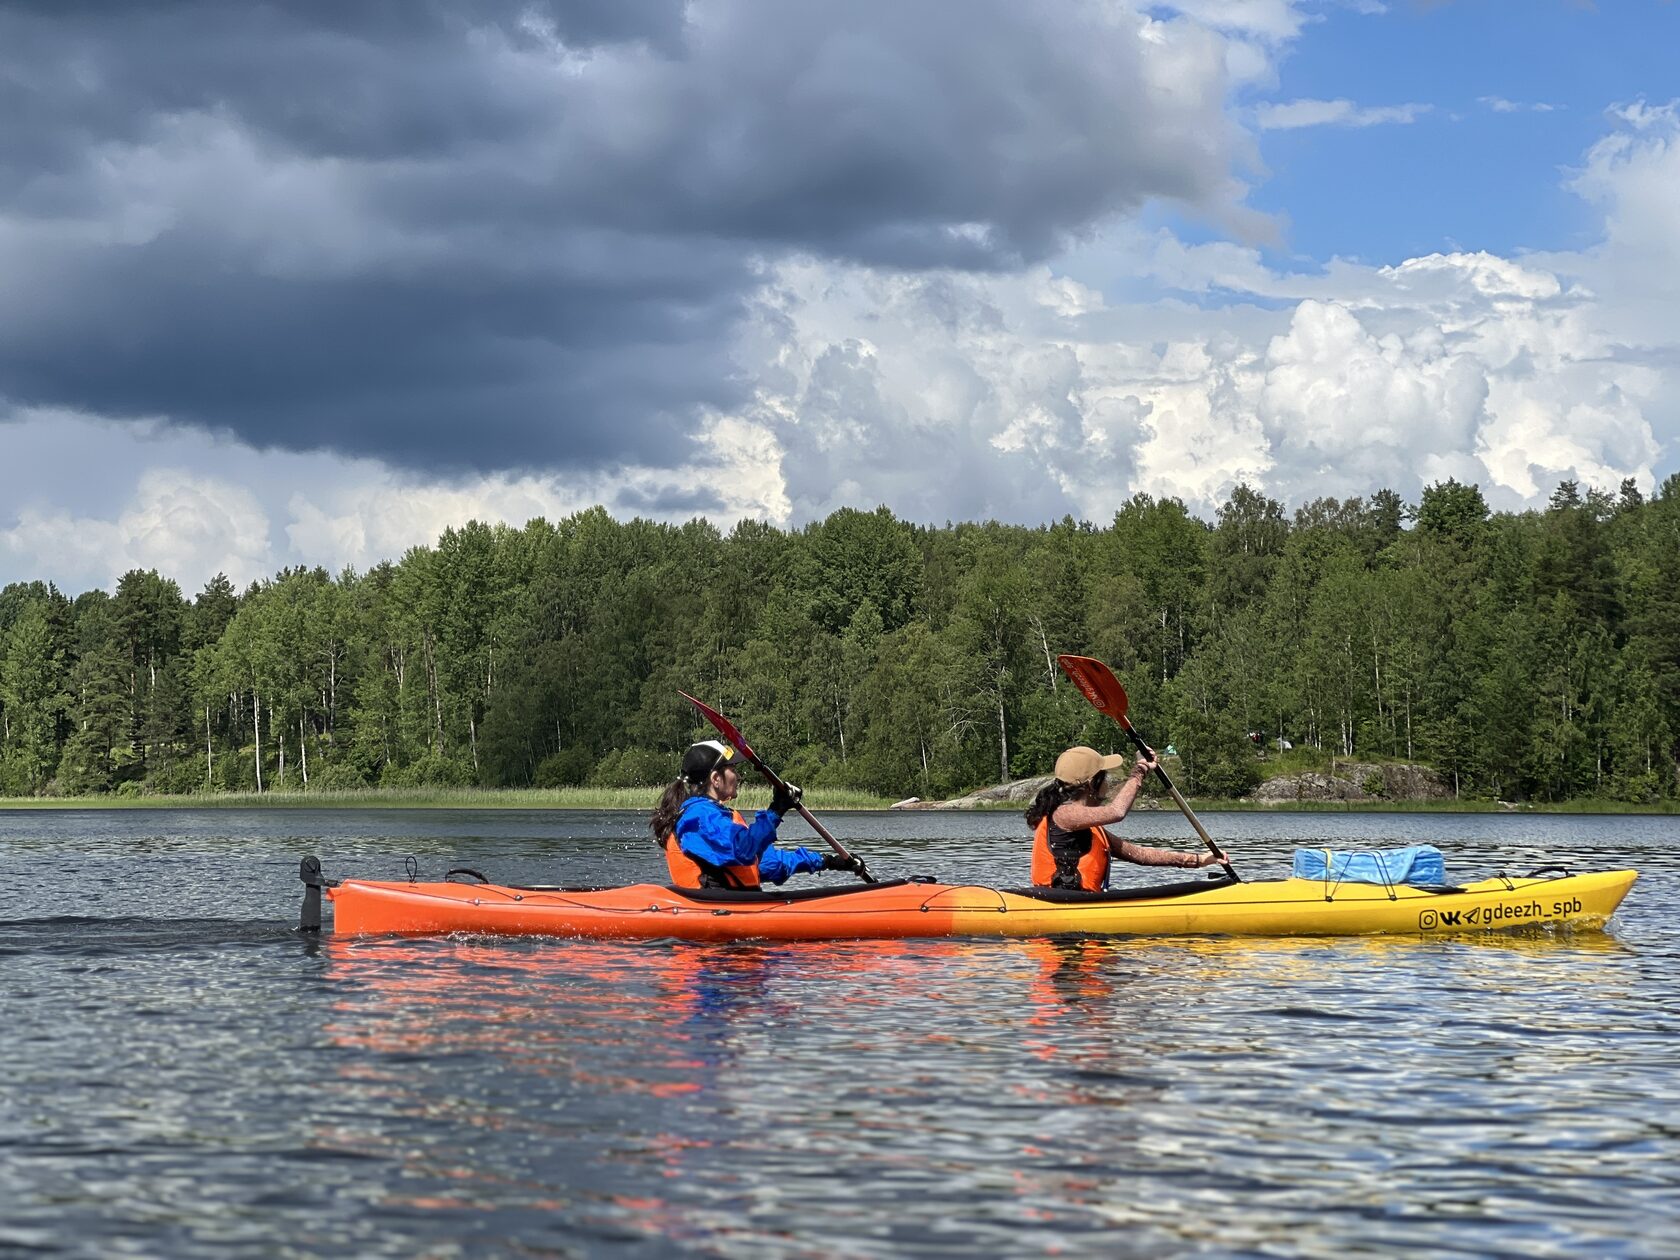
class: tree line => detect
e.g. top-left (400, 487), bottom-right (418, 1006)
top-left (2, 476), bottom-right (1677, 803)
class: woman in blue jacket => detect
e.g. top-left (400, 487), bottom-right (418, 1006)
top-left (650, 740), bottom-right (864, 889)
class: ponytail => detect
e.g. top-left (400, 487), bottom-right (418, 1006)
top-left (650, 778), bottom-right (699, 845)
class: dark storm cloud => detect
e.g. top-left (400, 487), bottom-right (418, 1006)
top-left (616, 483), bottom-right (730, 515)
top-left (0, 0), bottom-right (1242, 477)
top-left (3, 225), bottom-right (747, 467)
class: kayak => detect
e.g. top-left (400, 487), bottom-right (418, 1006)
top-left (304, 859), bottom-right (1637, 941)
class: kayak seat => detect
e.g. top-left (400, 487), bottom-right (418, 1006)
top-left (669, 877), bottom-right (927, 904)
top-left (1005, 875), bottom-right (1240, 904)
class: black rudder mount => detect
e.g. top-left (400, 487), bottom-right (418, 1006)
top-left (298, 855), bottom-right (337, 932)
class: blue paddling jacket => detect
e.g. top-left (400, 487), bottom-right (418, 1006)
top-left (668, 795), bottom-right (827, 888)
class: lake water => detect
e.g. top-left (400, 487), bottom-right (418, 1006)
top-left (2, 808), bottom-right (1675, 1257)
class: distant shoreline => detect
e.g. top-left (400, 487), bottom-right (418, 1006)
top-left (2, 788), bottom-right (1676, 815)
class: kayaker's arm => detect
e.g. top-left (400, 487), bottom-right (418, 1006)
top-left (1109, 831), bottom-right (1230, 869)
top-left (756, 844), bottom-right (828, 884)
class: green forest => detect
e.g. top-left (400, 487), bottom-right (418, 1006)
top-left (1, 476), bottom-right (1678, 805)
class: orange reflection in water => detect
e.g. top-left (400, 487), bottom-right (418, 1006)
top-left (313, 934), bottom-right (996, 1244)
top-left (310, 929), bottom-right (1610, 1243)
top-left (309, 939), bottom-right (734, 1241)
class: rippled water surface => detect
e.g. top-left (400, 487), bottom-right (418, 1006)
top-left (2, 808), bottom-right (1676, 1257)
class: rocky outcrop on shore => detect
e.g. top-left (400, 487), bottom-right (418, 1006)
top-left (1249, 761), bottom-right (1452, 803)
top-left (891, 759), bottom-right (1451, 809)
top-left (892, 774), bottom-right (1159, 810)
top-left (892, 775), bottom-right (1053, 810)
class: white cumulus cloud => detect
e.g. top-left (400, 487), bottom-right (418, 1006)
top-left (1255, 98), bottom-right (1431, 130)
top-left (0, 409), bottom-right (794, 590)
top-left (725, 217), bottom-right (1664, 521)
top-left (0, 469), bottom-right (274, 593)
top-left (1480, 96), bottom-right (1557, 114)
top-left (1153, 0), bottom-right (1311, 42)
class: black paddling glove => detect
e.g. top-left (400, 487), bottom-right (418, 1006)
top-left (769, 782), bottom-right (803, 816)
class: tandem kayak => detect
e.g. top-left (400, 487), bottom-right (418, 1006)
top-left (302, 859), bottom-right (1637, 941)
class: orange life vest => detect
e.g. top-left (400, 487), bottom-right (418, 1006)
top-left (1031, 817), bottom-right (1111, 891)
top-left (663, 807), bottom-right (762, 890)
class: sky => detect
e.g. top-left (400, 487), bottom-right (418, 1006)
top-left (3, 0), bottom-right (1679, 593)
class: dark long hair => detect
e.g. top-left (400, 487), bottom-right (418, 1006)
top-left (650, 779), bottom-right (701, 845)
top-left (1024, 771), bottom-right (1107, 828)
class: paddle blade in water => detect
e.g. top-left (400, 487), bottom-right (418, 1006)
top-left (1057, 655), bottom-right (1128, 723)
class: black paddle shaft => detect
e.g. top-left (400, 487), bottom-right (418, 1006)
top-left (1118, 720), bottom-right (1240, 882)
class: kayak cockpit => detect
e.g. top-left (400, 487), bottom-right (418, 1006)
top-left (997, 874), bottom-right (1239, 904)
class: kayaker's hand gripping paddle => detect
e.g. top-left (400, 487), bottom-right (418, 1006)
top-left (679, 691), bottom-right (877, 883)
top-left (1056, 655), bottom-right (1239, 882)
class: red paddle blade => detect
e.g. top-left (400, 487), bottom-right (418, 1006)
top-left (678, 691), bottom-right (759, 764)
top-left (1056, 655), bottom-right (1130, 723)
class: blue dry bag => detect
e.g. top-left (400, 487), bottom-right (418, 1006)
top-left (1291, 844), bottom-right (1446, 886)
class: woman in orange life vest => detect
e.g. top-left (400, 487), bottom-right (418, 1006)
top-left (1026, 745), bottom-right (1229, 891)
top-left (649, 740), bottom-right (867, 889)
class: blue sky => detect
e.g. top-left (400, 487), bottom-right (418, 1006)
top-left (1248, 1), bottom-right (1680, 263)
top-left (2, 0), bottom-right (1677, 592)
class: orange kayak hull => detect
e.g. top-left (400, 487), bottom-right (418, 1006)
top-left (328, 877), bottom-right (966, 941)
top-left (323, 869), bottom-right (1638, 941)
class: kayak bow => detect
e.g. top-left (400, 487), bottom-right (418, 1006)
top-left (305, 860), bottom-right (1637, 942)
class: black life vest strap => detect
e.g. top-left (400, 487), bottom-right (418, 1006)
top-left (696, 857), bottom-right (754, 890)
top-left (1044, 820), bottom-right (1098, 891)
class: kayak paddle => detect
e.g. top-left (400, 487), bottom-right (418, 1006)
top-left (1056, 654), bottom-right (1239, 881)
top-left (678, 691), bottom-right (877, 883)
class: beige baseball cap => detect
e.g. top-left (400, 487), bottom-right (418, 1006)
top-left (1053, 745), bottom-right (1127, 785)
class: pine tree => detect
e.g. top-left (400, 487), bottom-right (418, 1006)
top-left (0, 601), bottom-right (67, 794)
